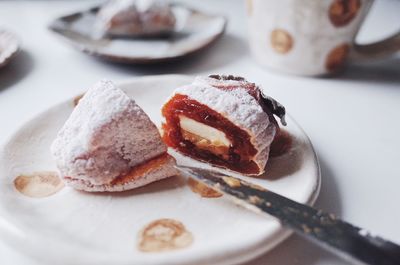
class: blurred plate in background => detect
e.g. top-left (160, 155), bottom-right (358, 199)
top-left (48, 5), bottom-right (227, 64)
top-left (0, 29), bottom-right (19, 68)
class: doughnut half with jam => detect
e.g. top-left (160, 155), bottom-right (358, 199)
top-left (161, 75), bottom-right (286, 176)
top-left (51, 80), bottom-right (177, 192)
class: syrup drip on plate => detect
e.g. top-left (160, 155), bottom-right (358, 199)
top-left (138, 218), bottom-right (193, 252)
top-left (14, 171), bottom-right (64, 198)
top-left (187, 177), bottom-right (222, 198)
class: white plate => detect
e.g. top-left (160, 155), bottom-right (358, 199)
top-left (0, 75), bottom-right (320, 265)
top-left (48, 5), bottom-right (226, 63)
top-left (0, 29), bottom-right (20, 68)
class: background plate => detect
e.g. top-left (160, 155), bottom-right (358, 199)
top-left (0, 29), bottom-right (19, 68)
top-left (48, 5), bottom-right (227, 63)
top-left (0, 75), bottom-right (320, 265)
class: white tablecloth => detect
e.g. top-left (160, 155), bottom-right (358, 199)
top-left (1, 0), bottom-right (399, 264)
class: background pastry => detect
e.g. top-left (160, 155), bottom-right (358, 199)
top-left (96, 0), bottom-right (176, 37)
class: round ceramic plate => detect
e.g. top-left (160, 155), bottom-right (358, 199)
top-left (0, 29), bottom-right (20, 68)
top-left (48, 5), bottom-right (226, 63)
top-left (0, 75), bottom-right (320, 265)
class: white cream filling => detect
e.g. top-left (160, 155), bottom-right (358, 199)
top-left (179, 115), bottom-right (231, 147)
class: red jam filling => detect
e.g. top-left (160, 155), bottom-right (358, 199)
top-left (162, 94), bottom-right (261, 175)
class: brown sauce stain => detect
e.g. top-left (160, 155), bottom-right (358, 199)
top-left (329, 0), bottom-right (361, 27)
top-left (222, 176), bottom-right (241, 188)
top-left (14, 171), bottom-right (64, 198)
top-left (73, 93), bottom-right (85, 107)
top-left (270, 29), bottom-right (293, 54)
top-left (270, 129), bottom-right (293, 157)
top-left (247, 182), bottom-right (267, 191)
top-left (248, 195), bottom-right (264, 204)
top-left (246, 0), bottom-right (253, 16)
top-left (138, 218), bottom-right (193, 252)
top-left (325, 43), bottom-right (350, 72)
top-left (187, 177), bottom-right (222, 198)
top-left (111, 153), bottom-right (174, 186)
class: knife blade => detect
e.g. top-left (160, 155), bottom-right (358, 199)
top-left (178, 166), bottom-right (400, 265)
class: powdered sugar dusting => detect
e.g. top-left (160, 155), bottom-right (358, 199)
top-left (51, 80), bottom-right (172, 189)
top-left (176, 77), bottom-right (271, 137)
top-left (96, 0), bottom-right (175, 37)
top-left (172, 76), bottom-right (277, 173)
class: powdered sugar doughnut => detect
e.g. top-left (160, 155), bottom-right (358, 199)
top-left (51, 80), bottom-right (177, 192)
top-left (162, 75), bottom-right (286, 176)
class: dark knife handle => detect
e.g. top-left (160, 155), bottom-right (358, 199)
top-left (180, 167), bottom-right (400, 265)
top-left (226, 180), bottom-right (400, 265)
top-left (254, 191), bottom-right (400, 265)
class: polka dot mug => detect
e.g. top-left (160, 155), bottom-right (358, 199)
top-left (246, 0), bottom-right (400, 76)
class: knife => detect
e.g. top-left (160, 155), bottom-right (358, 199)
top-left (178, 166), bottom-right (400, 265)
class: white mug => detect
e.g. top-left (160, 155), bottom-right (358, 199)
top-left (246, 0), bottom-right (400, 76)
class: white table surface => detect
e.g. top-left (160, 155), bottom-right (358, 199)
top-left (0, 0), bottom-right (399, 264)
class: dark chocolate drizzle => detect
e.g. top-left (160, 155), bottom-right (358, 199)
top-left (208, 74), bottom-right (287, 126)
top-left (209, 74), bottom-right (245, 82)
top-left (261, 94), bottom-right (287, 126)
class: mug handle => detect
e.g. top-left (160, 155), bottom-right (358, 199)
top-left (349, 31), bottom-right (400, 62)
